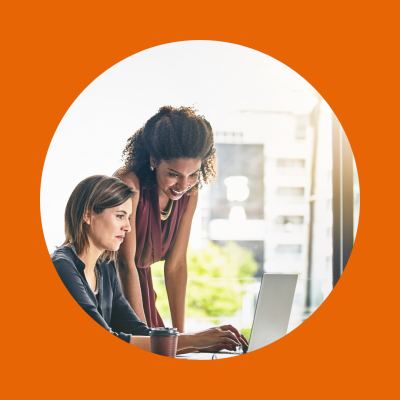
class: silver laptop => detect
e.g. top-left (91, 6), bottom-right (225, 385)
top-left (177, 273), bottom-right (298, 360)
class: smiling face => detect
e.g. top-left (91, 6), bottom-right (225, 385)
top-left (151, 157), bottom-right (202, 201)
top-left (84, 198), bottom-right (133, 253)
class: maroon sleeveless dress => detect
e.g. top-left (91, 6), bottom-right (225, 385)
top-left (135, 183), bottom-right (190, 328)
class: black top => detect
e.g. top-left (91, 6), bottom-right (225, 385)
top-left (51, 246), bottom-right (151, 343)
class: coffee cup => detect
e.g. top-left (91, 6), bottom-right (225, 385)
top-left (149, 327), bottom-right (180, 358)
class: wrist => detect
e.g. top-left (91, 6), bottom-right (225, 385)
top-left (177, 333), bottom-right (195, 350)
top-left (170, 317), bottom-right (185, 334)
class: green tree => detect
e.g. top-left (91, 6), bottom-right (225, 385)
top-left (152, 242), bottom-right (258, 324)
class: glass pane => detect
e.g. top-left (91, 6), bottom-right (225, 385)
top-left (354, 158), bottom-right (360, 241)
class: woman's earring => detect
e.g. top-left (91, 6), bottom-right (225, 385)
top-left (150, 165), bottom-right (154, 171)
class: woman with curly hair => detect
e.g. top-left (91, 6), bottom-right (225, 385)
top-left (115, 106), bottom-right (218, 335)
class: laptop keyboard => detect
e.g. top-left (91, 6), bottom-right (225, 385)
top-left (220, 346), bottom-right (245, 355)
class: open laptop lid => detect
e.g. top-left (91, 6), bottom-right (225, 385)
top-left (248, 273), bottom-right (298, 353)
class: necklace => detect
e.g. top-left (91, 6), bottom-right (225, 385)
top-left (160, 199), bottom-right (173, 221)
top-left (69, 240), bottom-right (99, 293)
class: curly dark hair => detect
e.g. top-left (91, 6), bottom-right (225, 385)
top-left (121, 106), bottom-right (217, 194)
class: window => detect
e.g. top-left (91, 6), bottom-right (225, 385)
top-left (332, 114), bottom-right (356, 286)
top-left (296, 115), bottom-right (307, 139)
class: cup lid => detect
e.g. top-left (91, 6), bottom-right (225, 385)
top-left (149, 327), bottom-right (180, 337)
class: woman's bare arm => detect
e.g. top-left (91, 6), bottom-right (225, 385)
top-left (164, 193), bottom-right (198, 333)
top-left (129, 336), bottom-right (151, 351)
top-left (130, 325), bottom-right (243, 352)
top-left (115, 171), bottom-right (147, 324)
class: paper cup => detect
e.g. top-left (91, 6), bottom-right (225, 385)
top-left (149, 328), bottom-right (180, 358)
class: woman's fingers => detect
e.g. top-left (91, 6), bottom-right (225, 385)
top-left (220, 330), bottom-right (240, 346)
top-left (220, 325), bottom-right (248, 347)
top-left (220, 325), bottom-right (240, 336)
top-left (239, 334), bottom-right (249, 348)
top-left (221, 337), bottom-right (241, 346)
top-left (193, 326), bottom-right (248, 350)
top-left (235, 335), bottom-right (246, 349)
top-left (221, 325), bottom-right (243, 341)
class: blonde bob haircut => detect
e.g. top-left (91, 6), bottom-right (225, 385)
top-left (62, 175), bottom-right (135, 262)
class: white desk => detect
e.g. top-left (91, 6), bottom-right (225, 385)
top-left (176, 351), bottom-right (242, 360)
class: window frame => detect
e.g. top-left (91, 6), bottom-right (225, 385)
top-left (332, 114), bottom-right (354, 287)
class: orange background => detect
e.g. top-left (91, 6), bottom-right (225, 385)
top-left (2, 1), bottom-right (399, 399)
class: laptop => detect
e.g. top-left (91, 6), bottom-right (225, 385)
top-left (176, 273), bottom-right (298, 360)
